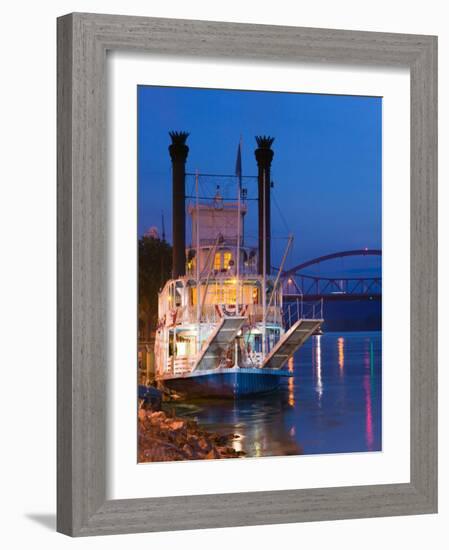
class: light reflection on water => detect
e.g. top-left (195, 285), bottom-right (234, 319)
top-left (174, 331), bottom-right (382, 458)
top-left (287, 356), bottom-right (295, 407)
top-left (364, 339), bottom-right (375, 451)
top-left (338, 336), bottom-right (345, 376)
top-left (314, 335), bottom-right (323, 404)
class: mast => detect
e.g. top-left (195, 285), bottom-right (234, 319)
top-left (234, 140), bottom-right (242, 368)
top-left (195, 169), bottom-right (201, 353)
top-left (236, 136), bottom-right (242, 311)
top-left (265, 234), bottom-right (293, 314)
top-left (232, 138), bottom-right (243, 369)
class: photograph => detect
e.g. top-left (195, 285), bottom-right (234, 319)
top-left (137, 85), bottom-right (382, 462)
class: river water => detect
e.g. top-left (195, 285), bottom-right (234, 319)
top-left (172, 331), bottom-right (382, 458)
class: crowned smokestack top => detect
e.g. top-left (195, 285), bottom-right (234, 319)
top-left (255, 135), bottom-right (274, 275)
top-left (256, 135), bottom-right (275, 149)
top-left (169, 131), bottom-right (189, 161)
top-left (169, 131), bottom-right (190, 278)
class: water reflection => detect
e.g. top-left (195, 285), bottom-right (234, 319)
top-left (173, 332), bottom-right (382, 458)
top-left (314, 335), bottom-right (323, 404)
top-left (363, 339), bottom-right (375, 451)
top-left (338, 337), bottom-right (345, 376)
top-left (287, 356), bottom-right (295, 407)
top-left (232, 431), bottom-right (244, 454)
top-left (288, 377), bottom-right (295, 407)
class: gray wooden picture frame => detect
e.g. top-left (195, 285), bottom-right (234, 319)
top-left (57, 12), bottom-right (438, 537)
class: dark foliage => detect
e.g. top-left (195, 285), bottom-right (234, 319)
top-left (138, 236), bottom-right (172, 339)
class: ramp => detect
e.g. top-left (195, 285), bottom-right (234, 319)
top-left (193, 316), bottom-right (247, 372)
top-left (261, 318), bottom-right (323, 370)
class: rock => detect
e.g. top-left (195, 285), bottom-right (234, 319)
top-left (161, 387), bottom-right (186, 402)
top-left (149, 411), bottom-right (166, 422)
top-left (138, 408), bottom-right (245, 463)
top-left (198, 437), bottom-right (211, 452)
top-left (187, 435), bottom-right (199, 447)
top-left (182, 443), bottom-right (194, 459)
top-left (169, 420), bottom-right (185, 431)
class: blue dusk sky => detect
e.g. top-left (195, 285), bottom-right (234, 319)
top-left (138, 86), bottom-right (381, 276)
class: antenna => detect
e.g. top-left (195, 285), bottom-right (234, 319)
top-left (236, 136), bottom-right (242, 312)
top-left (195, 169), bottom-right (201, 353)
top-left (234, 135), bottom-right (243, 368)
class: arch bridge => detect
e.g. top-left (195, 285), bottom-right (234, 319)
top-left (281, 249), bottom-right (382, 302)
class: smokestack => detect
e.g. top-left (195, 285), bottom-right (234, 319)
top-left (169, 131), bottom-right (189, 278)
top-left (255, 136), bottom-right (274, 275)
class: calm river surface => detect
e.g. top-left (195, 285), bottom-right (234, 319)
top-left (172, 331), bottom-right (382, 457)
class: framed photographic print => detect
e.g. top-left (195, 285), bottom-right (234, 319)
top-left (57, 13), bottom-right (437, 536)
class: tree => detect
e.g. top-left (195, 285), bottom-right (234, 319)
top-left (138, 236), bottom-right (172, 340)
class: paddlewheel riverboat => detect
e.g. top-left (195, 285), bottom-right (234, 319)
top-left (154, 133), bottom-right (323, 397)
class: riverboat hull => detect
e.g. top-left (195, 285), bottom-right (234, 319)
top-left (159, 367), bottom-right (290, 398)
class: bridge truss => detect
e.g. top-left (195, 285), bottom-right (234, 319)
top-left (281, 249), bottom-right (382, 302)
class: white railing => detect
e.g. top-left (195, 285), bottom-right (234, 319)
top-left (173, 304), bottom-right (284, 325)
top-left (163, 302), bottom-right (284, 328)
top-left (247, 304), bottom-right (282, 325)
top-left (283, 298), bottom-right (324, 329)
top-left (186, 265), bottom-right (259, 277)
top-left (246, 351), bottom-right (263, 366)
top-left (166, 356), bottom-right (196, 376)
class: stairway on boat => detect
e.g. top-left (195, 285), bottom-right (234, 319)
top-left (261, 318), bottom-right (323, 370)
top-left (193, 316), bottom-right (247, 372)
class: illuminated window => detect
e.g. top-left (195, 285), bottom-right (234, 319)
top-left (240, 284), bottom-right (257, 304)
top-left (223, 251), bottom-right (232, 269)
top-left (205, 285), bottom-right (224, 304)
top-left (227, 287), bottom-right (237, 304)
top-left (222, 281), bottom-right (237, 304)
top-left (252, 287), bottom-right (259, 304)
top-left (189, 285), bottom-right (197, 306)
top-left (213, 252), bottom-right (221, 270)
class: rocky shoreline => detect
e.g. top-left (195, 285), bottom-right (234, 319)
top-left (138, 408), bottom-right (245, 462)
